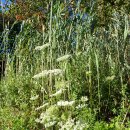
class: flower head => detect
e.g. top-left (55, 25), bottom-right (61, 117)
top-left (30, 95), bottom-right (39, 100)
top-left (35, 103), bottom-right (49, 110)
top-left (56, 55), bottom-right (71, 62)
top-left (81, 96), bottom-right (88, 102)
top-left (33, 69), bottom-right (63, 79)
top-left (50, 89), bottom-right (65, 97)
top-left (57, 100), bottom-right (75, 107)
top-left (106, 75), bottom-right (115, 81)
top-left (35, 43), bottom-right (50, 50)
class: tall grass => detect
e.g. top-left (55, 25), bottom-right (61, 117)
top-left (0, 1), bottom-right (130, 130)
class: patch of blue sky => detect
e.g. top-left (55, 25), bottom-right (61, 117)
top-left (2, 0), bottom-right (6, 3)
top-left (0, 0), bottom-right (12, 12)
top-left (1, 0), bottom-right (6, 6)
top-left (1, 0), bottom-right (11, 7)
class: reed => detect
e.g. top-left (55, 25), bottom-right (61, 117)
top-left (0, 1), bottom-right (130, 130)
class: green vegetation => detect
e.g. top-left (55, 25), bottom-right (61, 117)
top-left (0, 0), bottom-right (130, 129)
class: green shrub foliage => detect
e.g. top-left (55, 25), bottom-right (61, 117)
top-left (0, 0), bottom-right (130, 129)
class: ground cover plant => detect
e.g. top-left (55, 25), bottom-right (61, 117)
top-left (0, 0), bottom-right (130, 129)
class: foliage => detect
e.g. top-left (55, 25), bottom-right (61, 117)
top-left (0, 0), bottom-right (130, 130)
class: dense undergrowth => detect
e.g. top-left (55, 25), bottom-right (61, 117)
top-left (0, 1), bottom-right (130, 130)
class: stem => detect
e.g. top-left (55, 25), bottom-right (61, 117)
top-left (95, 50), bottom-right (100, 110)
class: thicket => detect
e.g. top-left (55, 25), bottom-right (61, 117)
top-left (0, 0), bottom-right (130, 129)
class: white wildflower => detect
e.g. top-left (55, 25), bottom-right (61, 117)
top-left (106, 75), bottom-right (115, 81)
top-left (41, 87), bottom-right (47, 94)
top-left (41, 87), bottom-right (44, 92)
top-left (33, 70), bottom-right (48, 79)
top-left (40, 112), bottom-right (46, 119)
top-left (48, 69), bottom-right (63, 76)
top-left (81, 96), bottom-right (88, 102)
top-left (30, 95), bottom-right (39, 100)
top-left (40, 112), bottom-right (58, 125)
top-left (35, 118), bottom-right (41, 123)
top-left (56, 54), bottom-right (71, 62)
top-left (45, 121), bottom-right (57, 128)
top-left (40, 105), bottom-right (59, 122)
top-left (86, 71), bottom-right (92, 76)
top-left (74, 121), bottom-right (89, 130)
top-left (35, 43), bottom-right (50, 50)
top-left (50, 89), bottom-right (65, 97)
top-left (59, 118), bottom-right (75, 130)
top-left (57, 100), bottom-right (75, 107)
top-left (40, 113), bottom-right (49, 123)
top-left (76, 104), bottom-right (87, 109)
top-left (33, 69), bottom-right (63, 79)
top-left (35, 103), bottom-right (49, 111)
top-left (59, 118), bottom-right (88, 130)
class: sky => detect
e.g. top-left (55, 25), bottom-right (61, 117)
top-left (1, 0), bottom-right (12, 11)
top-left (1, 0), bottom-right (6, 4)
top-left (1, 0), bottom-right (11, 6)
top-left (1, 0), bottom-right (7, 8)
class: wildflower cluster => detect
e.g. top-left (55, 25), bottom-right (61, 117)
top-left (56, 54), bottom-right (71, 62)
top-left (35, 43), bottom-right (50, 50)
top-left (33, 69), bottom-right (63, 79)
top-left (57, 100), bottom-right (75, 107)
